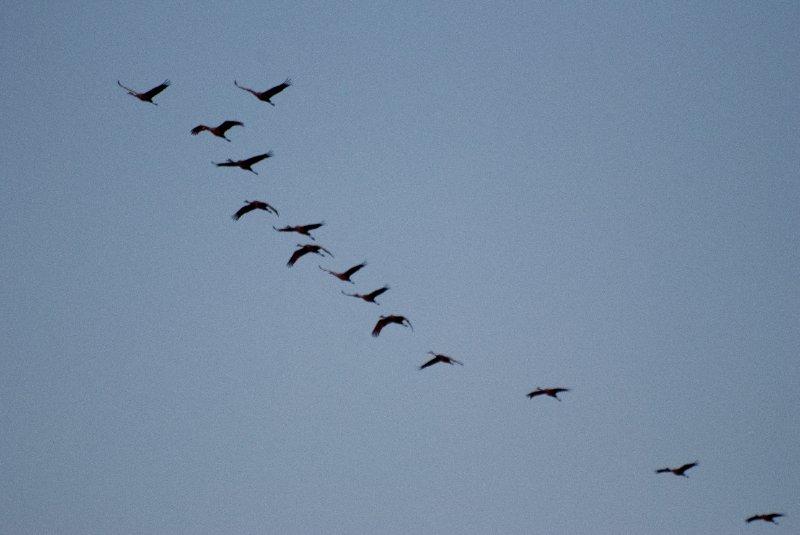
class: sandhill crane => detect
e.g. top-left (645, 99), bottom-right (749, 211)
top-left (319, 262), bottom-right (366, 283)
top-left (419, 351), bottom-right (463, 370)
top-left (117, 79), bottom-right (170, 105)
top-left (341, 285), bottom-right (389, 305)
top-left (234, 79), bottom-right (291, 106)
top-left (371, 315), bottom-right (412, 337)
top-left (287, 244), bottom-right (333, 267)
top-left (746, 513), bottom-right (784, 524)
top-left (273, 222), bottom-right (325, 240)
top-left (212, 152), bottom-right (273, 174)
top-left (232, 200), bottom-right (278, 221)
top-left (191, 120), bottom-right (244, 142)
top-left (655, 462), bottom-right (698, 477)
top-left (527, 387), bottom-right (570, 401)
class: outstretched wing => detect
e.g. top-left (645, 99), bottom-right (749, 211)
top-left (213, 160), bottom-right (237, 167)
top-left (677, 462), bottom-right (698, 473)
top-left (341, 262), bottom-right (366, 278)
top-left (527, 390), bottom-right (545, 399)
top-left (242, 151), bottom-right (273, 166)
top-left (419, 356), bottom-right (442, 369)
top-left (232, 203), bottom-right (256, 221)
top-left (287, 246), bottom-right (311, 267)
top-left (263, 78), bottom-right (292, 99)
top-left (371, 318), bottom-right (388, 337)
top-left (366, 286), bottom-right (389, 300)
top-left (140, 79), bottom-right (170, 99)
top-left (191, 125), bottom-right (208, 135)
top-left (219, 120), bottom-right (244, 133)
top-left (300, 222), bottom-right (325, 233)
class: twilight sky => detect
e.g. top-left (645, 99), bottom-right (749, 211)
top-left (1, 2), bottom-right (799, 534)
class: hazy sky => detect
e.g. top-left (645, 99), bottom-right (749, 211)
top-left (2, 2), bottom-right (798, 534)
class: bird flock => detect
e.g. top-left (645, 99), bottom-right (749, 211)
top-left (118, 77), bottom-right (786, 528)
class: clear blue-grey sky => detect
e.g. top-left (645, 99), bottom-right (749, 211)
top-left (2, 2), bottom-right (798, 534)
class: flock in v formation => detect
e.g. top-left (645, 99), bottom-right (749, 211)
top-left (118, 77), bottom-right (785, 528)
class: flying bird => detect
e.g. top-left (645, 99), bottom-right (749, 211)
top-left (212, 152), bottom-right (273, 174)
top-left (234, 78), bottom-right (292, 106)
top-left (746, 513), bottom-right (784, 524)
top-left (655, 462), bottom-right (698, 477)
top-left (319, 262), bottom-right (366, 283)
top-left (371, 315), bottom-right (412, 337)
top-left (419, 351), bottom-right (463, 370)
top-left (273, 222), bottom-right (325, 240)
top-left (527, 387), bottom-right (570, 401)
top-left (191, 120), bottom-right (244, 142)
top-left (287, 244), bottom-right (333, 267)
top-left (341, 285), bottom-right (389, 305)
top-left (117, 79), bottom-right (170, 105)
top-left (232, 200), bottom-right (278, 221)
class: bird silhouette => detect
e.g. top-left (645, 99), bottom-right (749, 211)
top-left (117, 79), bottom-right (170, 105)
top-left (527, 387), bottom-right (570, 401)
top-left (341, 286), bottom-right (389, 305)
top-left (319, 262), bottom-right (366, 283)
top-left (191, 120), bottom-right (244, 142)
top-left (419, 351), bottom-right (463, 370)
top-left (287, 244), bottom-right (333, 267)
top-left (273, 222), bottom-right (325, 240)
top-left (234, 78), bottom-right (292, 106)
top-left (746, 513), bottom-right (784, 524)
top-left (232, 200), bottom-right (278, 221)
top-left (371, 315), bottom-right (412, 337)
top-left (655, 462), bottom-right (698, 477)
top-left (212, 152), bottom-right (273, 174)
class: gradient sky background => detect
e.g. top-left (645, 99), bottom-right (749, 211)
top-left (2, 2), bottom-right (799, 534)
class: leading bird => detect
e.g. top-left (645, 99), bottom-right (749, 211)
top-left (655, 462), bottom-right (698, 477)
top-left (117, 79), bottom-right (170, 105)
top-left (234, 78), bottom-right (292, 106)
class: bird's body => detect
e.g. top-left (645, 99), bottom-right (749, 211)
top-left (527, 387), bottom-right (570, 401)
top-left (117, 79), bottom-right (170, 105)
top-left (419, 352), bottom-right (463, 370)
top-left (191, 120), bottom-right (244, 141)
top-left (655, 462), bottom-right (698, 477)
top-left (232, 200), bottom-right (278, 221)
top-left (342, 286), bottom-right (389, 305)
top-left (371, 315), bottom-right (412, 337)
top-left (273, 222), bottom-right (325, 240)
top-left (319, 262), bottom-right (366, 283)
top-left (746, 513), bottom-right (784, 524)
top-left (213, 152), bottom-right (273, 174)
top-left (234, 79), bottom-right (291, 106)
top-left (287, 244), bottom-right (333, 267)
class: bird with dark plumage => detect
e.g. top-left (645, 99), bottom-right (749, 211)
top-left (287, 244), bottom-right (333, 267)
top-left (371, 315), bottom-right (412, 337)
top-left (117, 79), bottom-right (170, 105)
top-left (746, 513), bottom-right (784, 524)
top-left (341, 286), bottom-right (389, 305)
top-left (419, 352), bottom-right (463, 370)
top-left (273, 222), bottom-right (325, 241)
top-left (191, 120), bottom-right (244, 142)
top-left (527, 387), bottom-right (570, 401)
top-left (319, 262), bottom-right (366, 283)
top-left (213, 152), bottom-right (273, 174)
top-left (655, 462), bottom-right (698, 477)
top-left (234, 79), bottom-right (292, 106)
top-left (232, 200), bottom-right (278, 221)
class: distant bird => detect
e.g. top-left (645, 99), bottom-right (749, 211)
top-left (371, 315), bottom-right (412, 337)
top-left (191, 120), bottom-right (244, 142)
top-left (527, 387), bottom-right (570, 401)
top-left (341, 285), bottom-right (389, 305)
top-left (273, 222), bottom-right (325, 240)
top-left (319, 262), bottom-right (366, 283)
top-left (746, 513), bottom-right (784, 524)
top-left (232, 200), bottom-right (278, 221)
top-left (212, 152), bottom-right (273, 174)
top-left (419, 351), bottom-right (463, 370)
top-left (117, 79), bottom-right (170, 105)
top-left (287, 244), bottom-right (333, 267)
top-left (234, 78), bottom-right (292, 106)
top-left (655, 462), bottom-right (698, 477)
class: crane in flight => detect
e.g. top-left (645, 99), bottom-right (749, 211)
top-left (287, 244), bottom-right (333, 267)
top-left (371, 315), bottom-right (412, 337)
top-left (273, 222), bottom-right (325, 240)
top-left (341, 286), bottom-right (389, 305)
top-left (191, 120), bottom-right (244, 142)
top-left (746, 513), bottom-right (784, 524)
top-left (232, 200), bottom-right (278, 221)
top-left (526, 387), bottom-right (570, 401)
top-left (117, 79), bottom-right (170, 105)
top-left (234, 78), bottom-right (292, 106)
top-left (319, 262), bottom-right (366, 283)
top-left (213, 152), bottom-right (273, 174)
top-left (655, 462), bottom-right (698, 477)
top-left (419, 352), bottom-right (463, 370)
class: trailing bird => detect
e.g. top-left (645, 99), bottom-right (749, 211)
top-left (232, 200), bottom-right (278, 221)
top-left (527, 387), bottom-right (570, 401)
top-left (191, 120), bottom-right (244, 141)
top-left (655, 462), bottom-right (698, 477)
top-left (371, 315), bottom-right (412, 337)
top-left (419, 351), bottom-right (463, 370)
top-left (117, 79), bottom-right (170, 105)
top-left (234, 78), bottom-right (292, 106)
top-left (341, 285), bottom-right (389, 305)
top-left (287, 244), bottom-right (333, 267)
top-left (212, 152), bottom-right (273, 174)
top-left (746, 513), bottom-right (784, 524)
top-left (319, 262), bottom-right (366, 283)
top-left (273, 222), bottom-right (325, 240)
